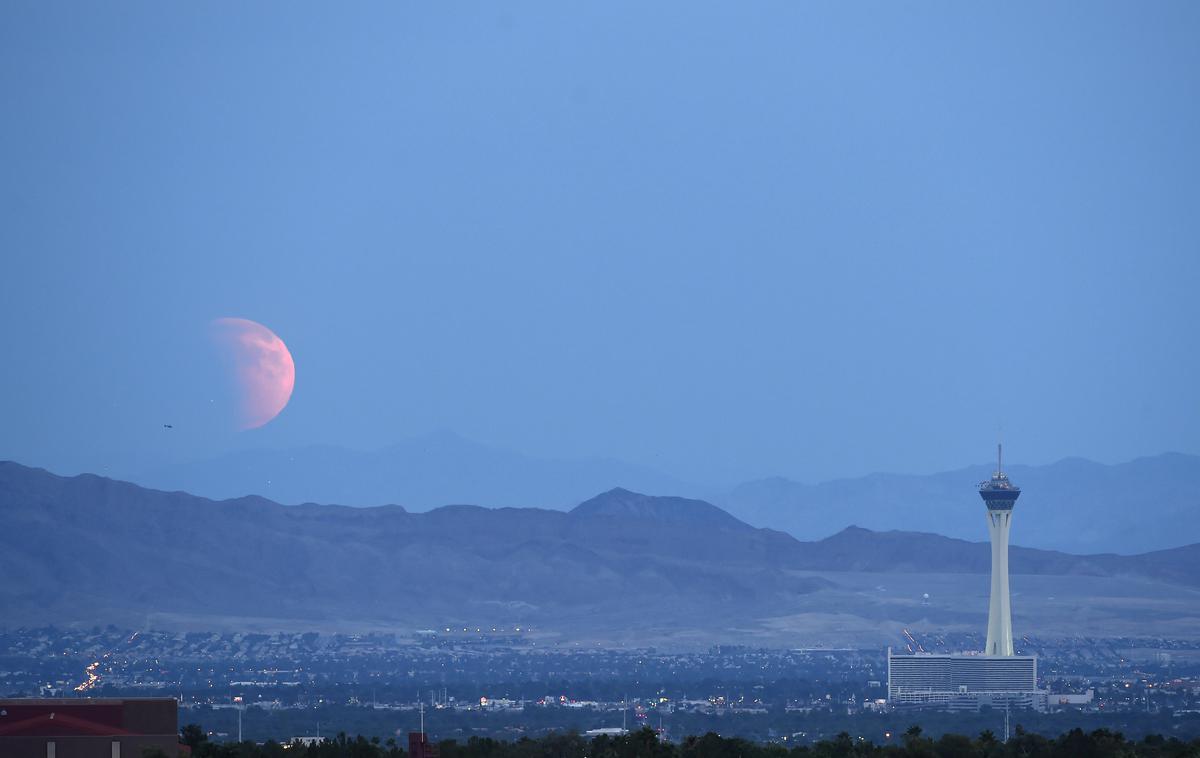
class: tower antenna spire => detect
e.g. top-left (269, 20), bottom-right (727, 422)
top-left (998, 443), bottom-right (1003, 475)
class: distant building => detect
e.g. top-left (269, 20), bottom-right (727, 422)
top-left (1051, 689), bottom-right (1095, 707)
top-left (887, 650), bottom-right (1044, 710)
top-left (979, 444), bottom-right (1021, 656)
top-left (289, 736), bottom-right (325, 747)
top-left (0, 697), bottom-right (180, 758)
top-left (885, 448), bottom-right (1045, 711)
top-left (584, 727), bottom-right (630, 737)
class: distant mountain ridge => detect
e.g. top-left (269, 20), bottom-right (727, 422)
top-left (137, 435), bottom-right (1200, 554)
top-left (573, 488), bottom-right (744, 528)
top-left (716, 453), bottom-right (1200, 555)
top-left (3, 461), bottom-right (1199, 646)
top-left (138, 431), bottom-right (705, 511)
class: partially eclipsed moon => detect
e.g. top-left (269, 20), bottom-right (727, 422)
top-left (210, 317), bottom-right (295, 430)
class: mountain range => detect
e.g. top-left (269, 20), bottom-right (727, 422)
top-left (721, 453), bottom-right (1200, 555)
top-left (138, 430), bottom-right (703, 512)
top-left (134, 434), bottom-right (1200, 554)
top-left (3, 461), bottom-right (1198, 647)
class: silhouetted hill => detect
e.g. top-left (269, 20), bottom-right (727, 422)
top-left (717, 453), bottom-right (1200, 554)
top-left (572, 488), bottom-right (746, 529)
top-left (2, 462), bottom-right (1198, 645)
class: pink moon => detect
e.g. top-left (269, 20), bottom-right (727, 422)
top-left (210, 317), bottom-right (295, 430)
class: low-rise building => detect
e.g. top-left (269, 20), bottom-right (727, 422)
top-left (887, 650), bottom-right (1045, 711)
top-left (0, 697), bottom-right (180, 758)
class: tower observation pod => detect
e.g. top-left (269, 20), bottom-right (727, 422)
top-left (979, 444), bottom-right (1021, 656)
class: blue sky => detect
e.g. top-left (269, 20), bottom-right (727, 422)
top-left (1, 2), bottom-right (1198, 486)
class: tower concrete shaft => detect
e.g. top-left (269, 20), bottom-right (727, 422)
top-left (979, 444), bottom-right (1020, 656)
top-left (985, 507), bottom-right (1014, 656)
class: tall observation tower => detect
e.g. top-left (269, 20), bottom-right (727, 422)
top-left (979, 444), bottom-right (1021, 656)
top-left (886, 446), bottom-right (1042, 710)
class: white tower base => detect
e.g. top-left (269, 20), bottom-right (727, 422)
top-left (985, 508), bottom-right (1014, 656)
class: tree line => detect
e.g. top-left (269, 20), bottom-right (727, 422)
top-left (166, 723), bottom-right (1200, 758)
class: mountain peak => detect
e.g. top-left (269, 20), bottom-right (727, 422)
top-left (837, 525), bottom-right (874, 535)
top-left (570, 488), bottom-right (747, 529)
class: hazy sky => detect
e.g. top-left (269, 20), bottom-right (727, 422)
top-left (2, 2), bottom-right (1198, 486)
